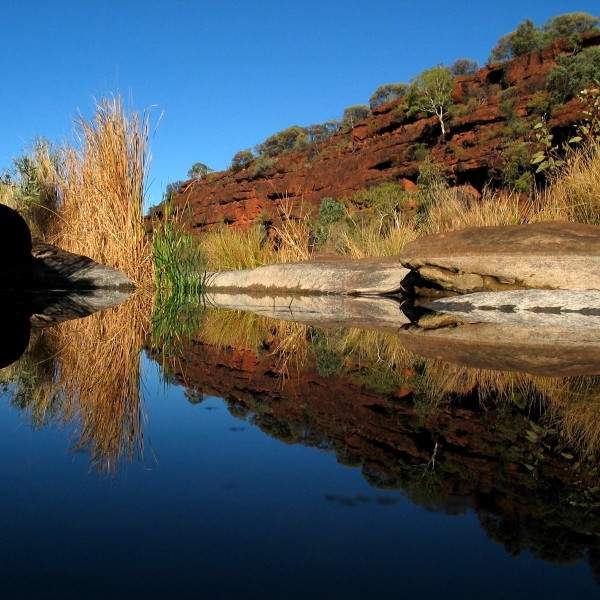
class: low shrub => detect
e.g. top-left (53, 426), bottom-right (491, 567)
top-left (251, 156), bottom-right (276, 178)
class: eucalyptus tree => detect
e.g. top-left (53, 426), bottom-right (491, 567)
top-left (408, 65), bottom-right (454, 135)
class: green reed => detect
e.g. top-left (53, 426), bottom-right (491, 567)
top-left (151, 209), bottom-right (206, 297)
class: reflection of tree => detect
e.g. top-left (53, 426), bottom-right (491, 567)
top-left (2, 328), bottom-right (61, 426)
top-left (479, 511), bottom-right (588, 565)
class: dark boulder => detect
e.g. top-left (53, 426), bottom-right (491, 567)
top-left (0, 204), bottom-right (33, 286)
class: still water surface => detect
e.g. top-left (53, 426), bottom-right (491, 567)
top-left (0, 300), bottom-right (598, 599)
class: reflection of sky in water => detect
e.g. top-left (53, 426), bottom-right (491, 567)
top-left (0, 354), bottom-right (596, 598)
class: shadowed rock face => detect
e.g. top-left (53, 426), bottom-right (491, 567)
top-left (399, 221), bottom-right (600, 293)
top-left (0, 204), bottom-right (33, 286)
top-left (30, 240), bottom-right (134, 290)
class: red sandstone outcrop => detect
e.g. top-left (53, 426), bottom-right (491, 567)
top-left (160, 33), bottom-right (600, 233)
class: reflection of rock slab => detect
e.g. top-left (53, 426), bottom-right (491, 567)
top-left (424, 290), bottom-right (600, 329)
top-left (205, 292), bottom-right (409, 332)
top-left (400, 290), bottom-right (600, 377)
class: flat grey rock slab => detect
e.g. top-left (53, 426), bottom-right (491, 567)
top-left (424, 290), bottom-right (600, 329)
top-left (400, 289), bottom-right (600, 376)
top-left (205, 256), bottom-right (409, 295)
top-left (31, 240), bottom-right (134, 290)
top-left (399, 221), bottom-right (600, 293)
top-left (205, 291), bottom-right (410, 331)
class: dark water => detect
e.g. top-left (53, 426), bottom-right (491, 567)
top-left (1, 303), bottom-right (599, 599)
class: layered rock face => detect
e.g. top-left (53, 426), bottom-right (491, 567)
top-left (165, 32), bottom-right (600, 233)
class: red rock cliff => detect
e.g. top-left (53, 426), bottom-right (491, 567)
top-left (163, 33), bottom-right (600, 233)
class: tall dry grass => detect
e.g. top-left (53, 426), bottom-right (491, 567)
top-left (534, 141), bottom-right (600, 224)
top-left (271, 199), bottom-right (313, 263)
top-left (424, 186), bottom-right (530, 233)
top-left (201, 225), bottom-right (273, 271)
top-left (342, 217), bottom-right (419, 258)
top-left (201, 198), bottom-right (313, 271)
top-left (57, 95), bottom-right (153, 286)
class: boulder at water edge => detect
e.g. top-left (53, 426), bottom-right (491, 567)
top-left (399, 221), bottom-right (600, 293)
top-left (0, 204), bottom-right (33, 286)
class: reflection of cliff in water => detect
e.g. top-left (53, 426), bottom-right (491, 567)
top-left (147, 309), bottom-right (600, 581)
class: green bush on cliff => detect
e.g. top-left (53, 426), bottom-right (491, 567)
top-left (450, 58), bottom-right (480, 76)
top-left (543, 12), bottom-right (599, 41)
top-left (341, 105), bottom-right (372, 128)
top-left (312, 197), bottom-right (348, 248)
top-left (187, 162), bottom-right (213, 179)
top-left (369, 83), bottom-right (408, 109)
top-left (546, 47), bottom-right (600, 102)
top-left (489, 13), bottom-right (599, 63)
top-left (230, 149), bottom-right (254, 172)
top-left (318, 197), bottom-right (347, 225)
top-left (251, 156), bottom-right (276, 178)
top-left (306, 121), bottom-right (342, 144)
top-left (501, 141), bottom-right (535, 192)
top-left (255, 125), bottom-right (309, 158)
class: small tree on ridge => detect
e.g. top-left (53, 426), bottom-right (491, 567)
top-left (408, 65), bottom-right (454, 135)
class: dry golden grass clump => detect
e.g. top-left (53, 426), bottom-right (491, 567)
top-left (57, 96), bottom-right (153, 286)
top-left (424, 186), bottom-right (529, 233)
top-left (200, 198), bottom-right (313, 271)
top-left (534, 141), bottom-right (600, 224)
top-left (270, 199), bottom-right (313, 263)
top-left (200, 226), bottom-right (273, 271)
top-left (1, 294), bottom-right (151, 474)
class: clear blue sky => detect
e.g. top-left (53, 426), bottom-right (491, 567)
top-left (1, 0), bottom-right (598, 208)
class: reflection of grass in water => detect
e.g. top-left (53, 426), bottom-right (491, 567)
top-left (416, 360), bottom-right (537, 405)
top-left (335, 328), bottom-right (413, 369)
top-left (413, 360), bottom-right (600, 459)
top-left (534, 376), bottom-right (600, 459)
top-left (198, 308), bottom-right (309, 380)
top-left (151, 291), bottom-right (205, 358)
top-left (271, 321), bottom-right (309, 381)
top-left (1, 329), bottom-right (61, 427)
top-left (332, 328), bottom-right (416, 393)
top-left (54, 293), bottom-right (151, 472)
top-left (199, 308), bottom-right (273, 352)
top-left (2, 294), bottom-right (151, 474)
